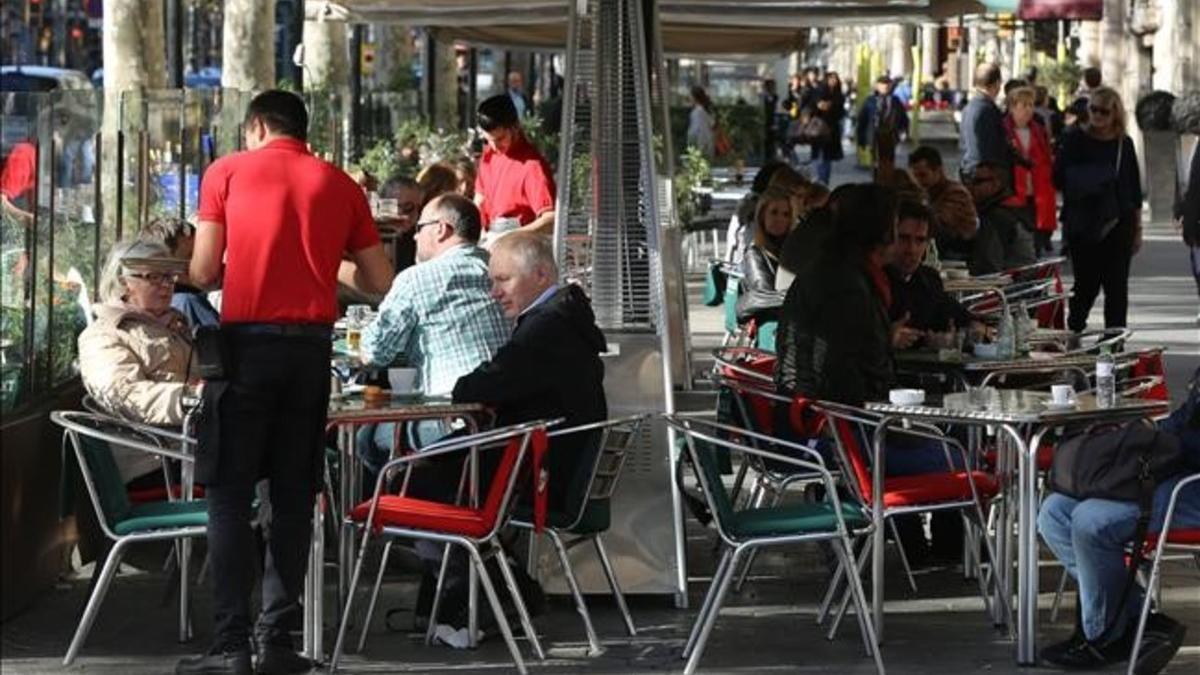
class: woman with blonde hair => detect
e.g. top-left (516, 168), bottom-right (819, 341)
top-left (736, 187), bottom-right (795, 323)
top-left (1002, 86), bottom-right (1057, 254)
top-left (1054, 85), bottom-right (1141, 333)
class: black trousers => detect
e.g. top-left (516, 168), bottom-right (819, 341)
top-left (203, 331), bottom-right (331, 651)
top-left (1067, 221), bottom-right (1135, 333)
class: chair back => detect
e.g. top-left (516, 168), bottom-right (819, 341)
top-left (1128, 349), bottom-right (1170, 401)
top-left (51, 410), bottom-right (191, 539)
top-left (812, 403), bottom-right (880, 505)
top-left (550, 415), bottom-right (648, 532)
top-left (669, 418), bottom-right (738, 535)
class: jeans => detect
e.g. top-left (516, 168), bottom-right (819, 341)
top-left (204, 332), bottom-right (330, 651)
top-left (355, 420), bottom-right (452, 476)
top-left (1067, 221), bottom-right (1135, 332)
top-left (1038, 478), bottom-right (1200, 642)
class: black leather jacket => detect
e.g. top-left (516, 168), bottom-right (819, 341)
top-left (736, 244), bottom-right (785, 323)
top-left (775, 248), bottom-right (895, 406)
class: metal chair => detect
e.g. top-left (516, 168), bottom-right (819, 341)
top-left (51, 410), bottom-right (206, 666)
top-left (507, 414), bottom-right (647, 655)
top-left (1127, 472), bottom-right (1200, 675)
top-left (813, 401), bottom-right (1008, 643)
top-left (330, 420), bottom-right (555, 675)
top-left (667, 414), bottom-right (885, 675)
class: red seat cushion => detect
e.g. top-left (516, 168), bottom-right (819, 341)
top-left (1146, 528), bottom-right (1200, 549)
top-left (127, 485), bottom-right (205, 504)
top-left (350, 496), bottom-right (491, 538)
top-left (881, 471), bottom-right (1000, 508)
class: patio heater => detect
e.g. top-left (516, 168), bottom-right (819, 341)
top-left (545, 0), bottom-right (691, 605)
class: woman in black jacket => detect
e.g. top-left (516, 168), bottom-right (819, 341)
top-left (1054, 86), bottom-right (1142, 333)
top-left (736, 187), bottom-right (795, 324)
top-left (812, 71), bottom-right (847, 185)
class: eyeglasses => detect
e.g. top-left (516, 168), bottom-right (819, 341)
top-left (125, 271), bottom-right (179, 286)
top-left (414, 219), bottom-right (443, 232)
top-left (1088, 105), bottom-right (1112, 115)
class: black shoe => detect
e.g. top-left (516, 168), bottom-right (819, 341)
top-left (176, 646), bottom-right (253, 675)
top-left (1040, 632), bottom-right (1088, 666)
top-left (255, 643), bottom-right (313, 675)
top-left (1042, 628), bottom-right (1134, 670)
top-left (1132, 613), bottom-right (1187, 675)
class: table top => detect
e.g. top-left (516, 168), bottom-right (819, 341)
top-left (894, 349), bottom-right (1105, 374)
top-left (327, 392), bottom-right (488, 424)
top-left (867, 389), bottom-right (1168, 425)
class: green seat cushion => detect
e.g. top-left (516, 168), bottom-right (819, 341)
top-left (728, 500), bottom-right (868, 538)
top-left (113, 500), bottom-right (208, 535)
top-left (755, 320), bottom-right (778, 353)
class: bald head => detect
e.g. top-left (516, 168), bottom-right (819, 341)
top-left (975, 63), bottom-right (1002, 96)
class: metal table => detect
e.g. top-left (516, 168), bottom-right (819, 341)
top-left (943, 275), bottom-right (1012, 294)
top-left (302, 394), bottom-right (490, 661)
top-left (865, 390), bottom-right (1168, 665)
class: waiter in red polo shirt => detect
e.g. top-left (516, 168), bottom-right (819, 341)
top-left (179, 91), bottom-right (393, 675)
top-left (474, 94), bottom-right (556, 236)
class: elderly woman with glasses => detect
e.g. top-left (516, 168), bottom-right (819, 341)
top-left (78, 238), bottom-right (197, 484)
top-left (1054, 86), bottom-right (1142, 333)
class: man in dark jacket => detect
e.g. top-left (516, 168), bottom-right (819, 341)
top-left (856, 76), bottom-right (909, 167)
top-left (887, 201), bottom-right (978, 346)
top-left (960, 63), bottom-right (1008, 181)
top-left (453, 230), bottom-right (607, 515)
top-left (1176, 139), bottom-right (1200, 322)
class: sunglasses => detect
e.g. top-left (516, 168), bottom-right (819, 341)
top-left (125, 271), bottom-right (179, 286)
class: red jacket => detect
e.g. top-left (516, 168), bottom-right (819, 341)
top-left (1003, 116), bottom-right (1056, 233)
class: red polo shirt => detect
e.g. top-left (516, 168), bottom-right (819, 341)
top-left (0, 142), bottom-right (36, 204)
top-left (474, 134), bottom-right (555, 229)
top-left (196, 138), bottom-right (380, 324)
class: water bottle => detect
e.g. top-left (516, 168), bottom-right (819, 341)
top-left (996, 309), bottom-right (1015, 359)
top-left (1096, 346), bottom-right (1116, 409)
top-left (924, 237), bottom-right (941, 271)
top-left (1014, 302), bottom-right (1032, 356)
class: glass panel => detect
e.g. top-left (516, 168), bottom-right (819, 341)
top-left (0, 92), bottom-right (40, 412)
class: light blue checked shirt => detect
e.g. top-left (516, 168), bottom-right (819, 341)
top-left (360, 244), bottom-right (510, 396)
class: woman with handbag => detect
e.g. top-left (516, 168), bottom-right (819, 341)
top-left (1054, 86), bottom-right (1142, 333)
top-left (687, 85), bottom-right (716, 160)
top-left (811, 71), bottom-right (847, 185)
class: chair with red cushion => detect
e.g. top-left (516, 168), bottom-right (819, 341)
top-left (813, 401), bottom-right (1007, 643)
top-left (1127, 472), bottom-right (1200, 675)
top-left (330, 420), bottom-right (556, 675)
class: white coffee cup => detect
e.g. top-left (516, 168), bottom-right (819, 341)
top-left (387, 367), bottom-right (419, 394)
top-left (1051, 384), bottom-right (1074, 405)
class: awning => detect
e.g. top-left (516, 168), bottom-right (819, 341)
top-left (306, 1), bottom-right (987, 54)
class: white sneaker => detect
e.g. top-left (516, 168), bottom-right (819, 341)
top-left (433, 624), bottom-right (482, 650)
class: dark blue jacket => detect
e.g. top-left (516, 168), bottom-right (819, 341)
top-left (1150, 370), bottom-right (1200, 531)
top-left (959, 91), bottom-right (1007, 177)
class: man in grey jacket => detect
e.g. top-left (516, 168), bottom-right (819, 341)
top-left (960, 63), bottom-right (1008, 181)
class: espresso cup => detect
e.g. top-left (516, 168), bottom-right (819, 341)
top-left (1051, 384), bottom-right (1074, 405)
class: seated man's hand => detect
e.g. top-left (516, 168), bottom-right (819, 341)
top-left (891, 312), bottom-right (922, 350)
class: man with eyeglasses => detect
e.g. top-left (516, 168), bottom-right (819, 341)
top-left (179, 90), bottom-right (394, 675)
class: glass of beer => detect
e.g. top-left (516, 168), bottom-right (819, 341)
top-left (345, 304), bottom-right (369, 353)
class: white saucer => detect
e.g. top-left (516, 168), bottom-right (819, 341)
top-left (1041, 400), bottom-right (1077, 411)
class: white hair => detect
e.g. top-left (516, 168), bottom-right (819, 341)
top-left (491, 231), bottom-right (558, 279)
top-left (98, 238), bottom-right (171, 304)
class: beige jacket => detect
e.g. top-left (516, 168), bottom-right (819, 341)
top-left (78, 304), bottom-right (195, 481)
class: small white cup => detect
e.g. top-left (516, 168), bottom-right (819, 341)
top-left (387, 367), bottom-right (419, 394)
top-left (1051, 384), bottom-right (1074, 405)
top-left (888, 388), bottom-right (925, 405)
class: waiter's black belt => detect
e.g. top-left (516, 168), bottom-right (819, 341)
top-left (224, 323), bottom-right (333, 339)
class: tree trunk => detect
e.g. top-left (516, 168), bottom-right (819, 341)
top-left (303, 20), bottom-right (349, 92)
top-left (221, 0), bottom-right (276, 91)
top-left (101, 0), bottom-right (166, 240)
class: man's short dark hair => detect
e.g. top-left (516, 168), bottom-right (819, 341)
top-left (1083, 67), bottom-right (1102, 89)
top-left (897, 200), bottom-right (933, 229)
top-left (244, 90), bottom-right (308, 141)
top-left (974, 63), bottom-right (1002, 89)
top-left (875, 75), bottom-right (891, 86)
top-left (908, 145), bottom-right (943, 169)
top-left (140, 216), bottom-right (195, 253)
top-left (477, 94), bottom-right (519, 131)
top-left (429, 193), bottom-right (482, 243)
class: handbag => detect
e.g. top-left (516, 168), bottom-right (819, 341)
top-left (1048, 418), bottom-right (1184, 503)
top-left (714, 125), bottom-right (733, 157)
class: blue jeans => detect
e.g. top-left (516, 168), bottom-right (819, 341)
top-left (355, 421), bottom-right (451, 476)
top-left (1038, 477), bottom-right (1200, 641)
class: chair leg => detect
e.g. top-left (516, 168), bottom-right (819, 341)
top-left (828, 535), bottom-right (872, 642)
top-left (887, 518), bottom-right (918, 593)
top-left (425, 544), bottom-right (453, 646)
top-left (683, 547), bottom-right (733, 660)
top-left (547, 531), bottom-right (602, 656)
top-left (835, 535), bottom-right (887, 675)
top-left (63, 539), bottom-right (128, 666)
top-left (179, 537), bottom-right (192, 642)
top-left (1126, 551), bottom-right (1165, 675)
top-left (732, 484), bottom-right (772, 592)
top-left (467, 544), bottom-right (528, 675)
top-left (594, 535), bottom-right (637, 637)
top-left (330, 531), bottom-right (373, 673)
top-left (357, 539), bottom-right (395, 653)
top-left (683, 547), bottom-right (743, 675)
top-left (492, 543), bottom-right (546, 661)
top-left (972, 502), bottom-right (1012, 632)
top-left (1049, 566), bottom-right (1070, 623)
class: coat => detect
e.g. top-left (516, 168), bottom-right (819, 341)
top-left (1176, 141), bottom-right (1200, 246)
top-left (78, 303), bottom-right (195, 482)
top-left (775, 246), bottom-right (895, 406)
top-left (453, 284), bottom-right (608, 514)
top-left (960, 91), bottom-right (1008, 177)
top-left (736, 243), bottom-right (785, 324)
top-left (926, 176), bottom-right (979, 262)
top-left (1002, 116), bottom-right (1057, 233)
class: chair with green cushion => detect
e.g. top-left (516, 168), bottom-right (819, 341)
top-left (51, 410), bottom-right (206, 667)
top-left (507, 414), bottom-right (648, 656)
top-left (722, 269), bottom-right (744, 346)
top-left (665, 414), bottom-right (884, 675)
